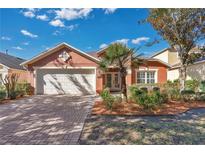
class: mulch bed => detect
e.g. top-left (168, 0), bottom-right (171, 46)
top-left (92, 100), bottom-right (205, 116)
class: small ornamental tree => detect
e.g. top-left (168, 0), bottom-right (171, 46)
top-left (147, 8), bottom-right (205, 91)
top-left (100, 43), bottom-right (144, 101)
top-left (0, 73), bottom-right (19, 99)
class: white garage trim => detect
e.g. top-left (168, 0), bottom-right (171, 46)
top-left (35, 67), bottom-right (96, 95)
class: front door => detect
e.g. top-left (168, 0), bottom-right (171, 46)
top-left (105, 73), bottom-right (120, 91)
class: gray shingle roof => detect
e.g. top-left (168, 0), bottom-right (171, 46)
top-left (0, 52), bottom-right (26, 70)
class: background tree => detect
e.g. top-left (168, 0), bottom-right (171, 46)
top-left (100, 43), bottom-right (144, 101)
top-left (146, 8), bottom-right (205, 91)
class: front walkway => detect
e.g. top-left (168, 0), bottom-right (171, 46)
top-left (0, 95), bottom-right (95, 144)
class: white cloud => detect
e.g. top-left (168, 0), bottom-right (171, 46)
top-left (131, 37), bottom-right (150, 45)
top-left (12, 46), bottom-right (23, 50)
top-left (21, 29), bottom-right (38, 38)
top-left (55, 8), bottom-right (93, 20)
top-left (1, 36), bottom-right (11, 40)
top-left (49, 19), bottom-right (65, 27)
top-left (52, 30), bottom-right (61, 36)
top-left (21, 8), bottom-right (36, 18)
top-left (21, 8), bottom-right (41, 18)
top-left (114, 39), bottom-right (129, 45)
top-left (22, 42), bottom-right (29, 45)
top-left (27, 8), bottom-right (36, 12)
top-left (103, 8), bottom-right (117, 14)
top-left (23, 11), bottom-right (35, 18)
top-left (36, 14), bottom-right (49, 21)
top-left (66, 24), bottom-right (78, 31)
top-left (99, 43), bottom-right (108, 49)
top-left (47, 9), bottom-right (55, 14)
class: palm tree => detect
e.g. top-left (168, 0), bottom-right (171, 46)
top-left (100, 43), bottom-right (144, 101)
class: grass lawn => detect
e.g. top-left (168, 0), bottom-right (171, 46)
top-left (79, 108), bottom-right (205, 144)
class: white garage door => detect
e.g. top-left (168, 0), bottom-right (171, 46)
top-left (36, 69), bottom-right (96, 95)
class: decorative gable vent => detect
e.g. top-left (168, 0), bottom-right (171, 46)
top-left (59, 51), bottom-right (71, 62)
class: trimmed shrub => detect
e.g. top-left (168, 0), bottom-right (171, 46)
top-left (140, 87), bottom-right (148, 93)
top-left (169, 88), bottom-right (181, 101)
top-left (100, 88), bottom-right (115, 110)
top-left (199, 81), bottom-right (205, 92)
top-left (9, 91), bottom-right (17, 100)
top-left (181, 90), bottom-right (195, 102)
top-left (163, 80), bottom-right (180, 101)
top-left (160, 92), bottom-right (169, 103)
top-left (0, 91), bottom-right (6, 100)
top-left (129, 85), bottom-right (143, 102)
top-left (136, 91), bottom-right (163, 110)
top-left (165, 80), bottom-right (180, 90)
top-left (129, 86), bottom-right (168, 110)
top-left (153, 87), bottom-right (160, 92)
top-left (185, 80), bottom-right (200, 91)
top-left (0, 85), bottom-right (6, 100)
top-left (181, 89), bottom-right (195, 95)
top-left (196, 92), bottom-right (205, 101)
top-left (16, 82), bottom-right (32, 96)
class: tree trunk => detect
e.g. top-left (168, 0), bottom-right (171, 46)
top-left (120, 68), bottom-right (127, 102)
top-left (179, 65), bottom-right (187, 92)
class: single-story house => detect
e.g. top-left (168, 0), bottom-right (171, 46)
top-left (0, 52), bottom-right (28, 85)
top-left (21, 42), bottom-right (171, 95)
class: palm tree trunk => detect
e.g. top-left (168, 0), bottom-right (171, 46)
top-left (120, 68), bottom-right (127, 102)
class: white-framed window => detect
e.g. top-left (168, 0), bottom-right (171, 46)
top-left (137, 71), bottom-right (156, 84)
top-left (137, 71), bottom-right (146, 83)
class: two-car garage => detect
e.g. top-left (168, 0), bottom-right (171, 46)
top-left (22, 43), bottom-right (102, 96)
top-left (35, 68), bottom-right (96, 95)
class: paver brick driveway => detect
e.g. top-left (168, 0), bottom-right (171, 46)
top-left (0, 95), bottom-right (95, 144)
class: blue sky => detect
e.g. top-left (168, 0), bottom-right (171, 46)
top-left (0, 8), bottom-right (169, 60)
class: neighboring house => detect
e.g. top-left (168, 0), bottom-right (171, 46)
top-left (151, 48), bottom-right (180, 65)
top-left (0, 52), bottom-right (28, 85)
top-left (151, 48), bottom-right (205, 81)
top-left (168, 58), bottom-right (205, 81)
top-left (21, 42), bottom-right (170, 95)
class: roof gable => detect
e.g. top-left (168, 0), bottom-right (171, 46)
top-left (21, 42), bottom-right (100, 66)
